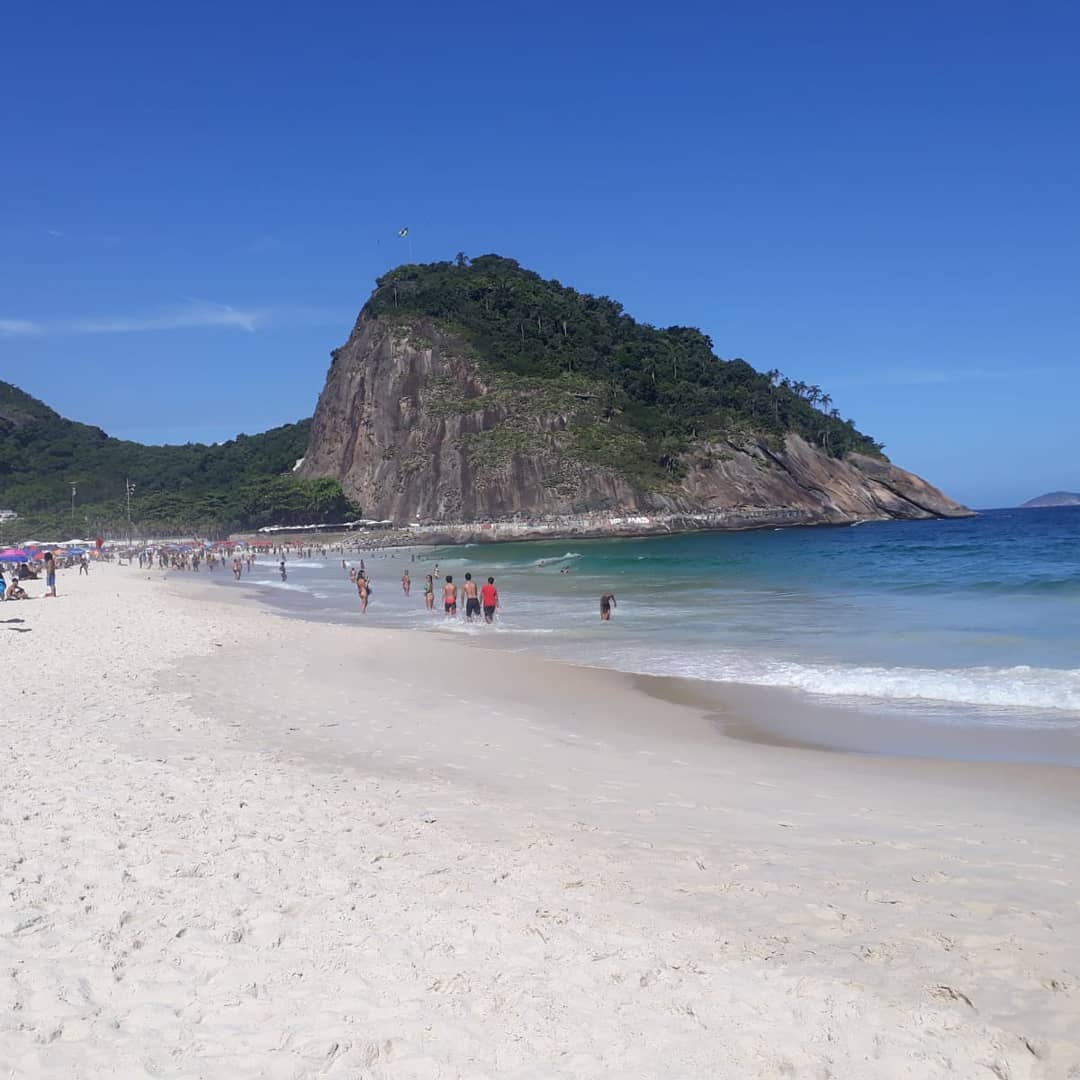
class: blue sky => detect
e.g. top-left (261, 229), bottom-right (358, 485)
top-left (2, 0), bottom-right (1077, 508)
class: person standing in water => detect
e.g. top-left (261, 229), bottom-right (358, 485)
top-left (480, 576), bottom-right (499, 624)
top-left (600, 593), bottom-right (616, 621)
top-left (442, 574), bottom-right (457, 617)
top-left (462, 572), bottom-right (480, 621)
top-left (279, 559), bottom-right (287, 582)
top-left (424, 574), bottom-right (435, 611)
top-left (401, 568), bottom-right (411, 595)
top-left (357, 572), bottom-right (370, 613)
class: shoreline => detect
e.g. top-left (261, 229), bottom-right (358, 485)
top-left (174, 560), bottom-right (1080, 770)
top-left (4, 566), bottom-right (1078, 1077)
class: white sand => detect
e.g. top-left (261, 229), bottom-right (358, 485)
top-left (2, 567), bottom-right (1078, 1079)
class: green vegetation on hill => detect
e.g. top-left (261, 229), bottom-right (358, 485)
top-left (367, 255), bottom-right (884, 483)
top-left (0, 381), bottom-right (356, 539)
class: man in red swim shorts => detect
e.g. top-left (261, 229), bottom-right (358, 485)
top-left (443, 574), bottom-right (458, 616)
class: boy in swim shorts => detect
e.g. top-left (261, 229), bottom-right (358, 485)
top-left (462, 572), bottom-right (481, 621)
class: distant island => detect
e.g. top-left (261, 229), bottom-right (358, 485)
top-left (1022, 491), bottom-right (1080, 508)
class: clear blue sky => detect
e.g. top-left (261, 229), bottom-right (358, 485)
top-left (2, 0), bottom-right (1077, 509)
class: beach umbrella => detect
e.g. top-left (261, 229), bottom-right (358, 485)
top-left (0, 548), bottom-right (29, 562)
top-left (65, 548), bottom-right (87, 556)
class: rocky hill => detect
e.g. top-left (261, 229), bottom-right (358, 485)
top-left (1022, 492), bottom-right (1080, 508)
top-left (299, 256), bottom-right (970, 529)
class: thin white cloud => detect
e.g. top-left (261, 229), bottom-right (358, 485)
top-left (0, 319), bottom-right (42, 337)
top-left (0, 302), bottom-right (263, 339)
top-left (47, 229), bottom-right (64, 238)
top-left (70, 301), bottom-right (262, 334)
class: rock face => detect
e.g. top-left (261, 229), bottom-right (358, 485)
top-left (1022, 492), bottom-right (1080, 508)
top-left (299, 313), bottom-right (971, 527)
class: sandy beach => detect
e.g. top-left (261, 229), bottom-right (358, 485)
top-left (2, 567), bottom-right (1078, 1079)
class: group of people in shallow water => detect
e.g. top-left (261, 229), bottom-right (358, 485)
top-left (340, 556), bottom-right (617, 623)
top-left (435, 571), bottom-right (500, 623)
top-left (343, 559), bottom-right (501, 623)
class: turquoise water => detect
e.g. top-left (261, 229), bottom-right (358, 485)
top-left (225, 507), bottom-right (1080, 756)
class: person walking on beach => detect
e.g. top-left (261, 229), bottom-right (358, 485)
top-left (443, 574), bottom-right (458, 617)
top-left (481, 576), bottom-right (499, 624)
top-left (462, 572), bottom-right (481, 621)
top-left (401, 568), bottom-right (411, 595)
top-left (600, 593), bottom-right (616, 621)
top-left (44, 552), bottom-right (57, 598)
top-left (424, 574), bottom-right (435, 611)
top-left (79, 556), bottom-right (89, 575)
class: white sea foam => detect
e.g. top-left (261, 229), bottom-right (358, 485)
top-left (255, 560), bottom-right (326, 570)
top-left (652, 654), bottom-right (1080, 714)
top-left (250, 579), bottom-right (313, 593)
top-left (532, 552), bottom-right (583, 566)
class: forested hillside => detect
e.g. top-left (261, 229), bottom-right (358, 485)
top-left (365, 254), bottom-right (884, 479)
top-left (0, 382), bottom-right (354, 538)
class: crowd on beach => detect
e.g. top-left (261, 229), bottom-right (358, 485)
top-left (3, 536), bottom-right (620, 621)
top-left (0, 550), bottom-right (90, 602)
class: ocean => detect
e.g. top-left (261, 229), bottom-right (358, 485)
top-left (210, 507), bottom-right (1080, 765)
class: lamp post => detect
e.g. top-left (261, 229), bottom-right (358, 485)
top-left (126, 479), bottom-right (136, 544)
top-left (70, 482), bottom-right (77, 525)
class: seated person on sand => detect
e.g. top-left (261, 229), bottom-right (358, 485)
top-left (6, 581), bottom-right (29, 600)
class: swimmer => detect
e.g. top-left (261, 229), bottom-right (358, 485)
top-left (600, 593), bottom-right (616, 621)
top-left (462, 572), bottom-right (480, 621)
top-left (480, 576), bottom-right (499, 624)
